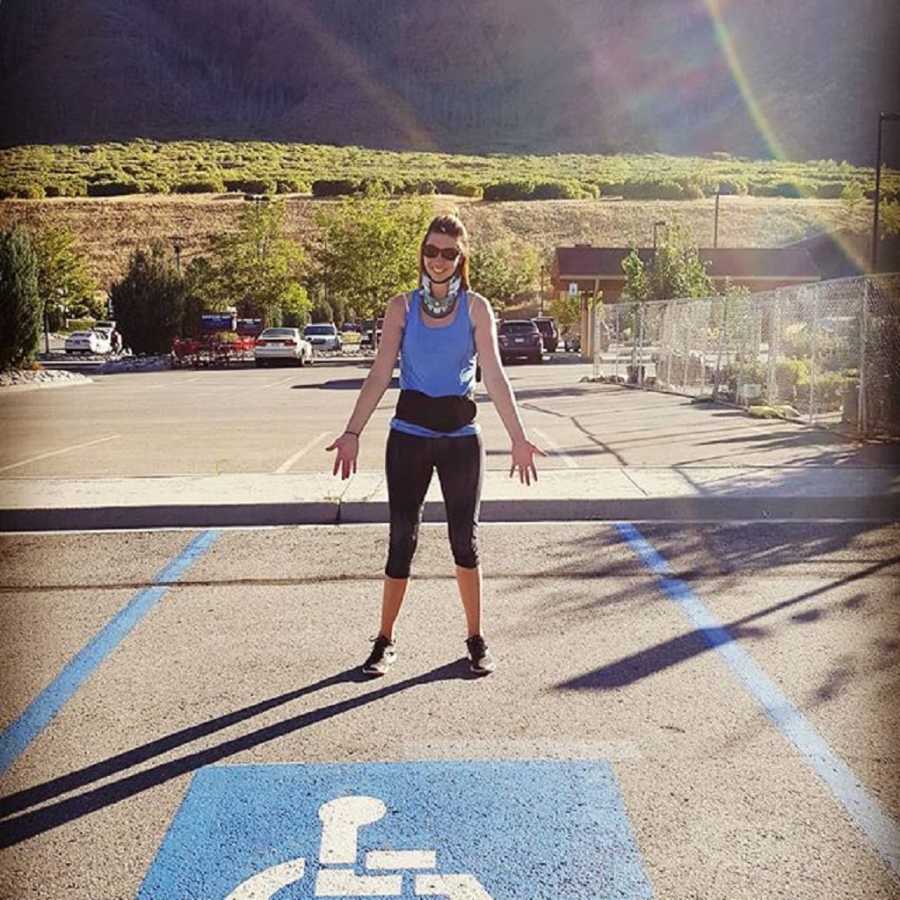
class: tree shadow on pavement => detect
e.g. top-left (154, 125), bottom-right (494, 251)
top-left (0, 660), bottom-right (471, 848)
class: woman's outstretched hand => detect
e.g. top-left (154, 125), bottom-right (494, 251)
top-left (326, 432), bottom-right (359, 479)
top-left (509, 437), bottom-right (547, 486)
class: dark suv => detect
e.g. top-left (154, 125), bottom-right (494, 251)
top-left (532, 317), bottom-right (559, 352)
top-left (498, 319), bottom-right (544, 364)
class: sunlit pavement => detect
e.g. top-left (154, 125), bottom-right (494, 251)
top-left (1, 359), bottom-right (898, 898)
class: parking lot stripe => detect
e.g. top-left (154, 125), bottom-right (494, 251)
top-left (274, 432), bottom-right (329, 474)
top-left (531, 428), bottom-right (579, 469)
top-left (261, 375), bottom-right (297, 390)
top-left (0, 434), bottom-right (121, 473)
top-left (615, 520), bottom-right (900, 883)
top-left (0, 529), bottom-right (221, 777)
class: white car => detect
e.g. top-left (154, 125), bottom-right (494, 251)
top-left (253, 328), bottom-right (313, 367)
top-left (303, 323), bottom-right (342, 352)
top-left (65, 330), bottom-right (111, 355)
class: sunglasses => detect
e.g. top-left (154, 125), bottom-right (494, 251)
top-left (423, 243), bottom-right (461, 261)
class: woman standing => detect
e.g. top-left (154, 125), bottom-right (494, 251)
top-left (326, 214), bottom-right (544, 676)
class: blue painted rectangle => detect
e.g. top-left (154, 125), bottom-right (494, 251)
top-left (139, 760), bottom-right (652, 899)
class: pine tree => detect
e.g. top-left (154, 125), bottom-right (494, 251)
top-left (0, 226), bottom-right (41, 370)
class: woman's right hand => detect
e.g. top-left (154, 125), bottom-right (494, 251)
top-left (326, 432), bottom-right (359, 479)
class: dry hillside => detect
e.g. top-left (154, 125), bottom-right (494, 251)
top-left (0, 194), bottom-right (873, 290)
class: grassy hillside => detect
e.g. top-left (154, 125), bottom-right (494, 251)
top-left (1, 140), bottom-right (893, 201)
top-left (0, 192), bottom-right (875, 289)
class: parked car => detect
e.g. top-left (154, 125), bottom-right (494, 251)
top-left (303, 322), bottom-right (342, 352)
top-left (65, 330), bottom-right (111, 355)
top-left (360, 318), bottom-right (384, 349)
top-left (532, 316), bottom-right (559, 352)
top-left (253, 328), bottom-right (313, 367)
top-left (93, 320), bottom-right (121, 353)
top-left (497, 319), bottom-right (544, 364)
top-left (562, 333), bottom-right (582, 353)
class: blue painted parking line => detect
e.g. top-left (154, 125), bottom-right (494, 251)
top-left (615, 521), bottom-right (900, 883)
top-left (0, 529), bottom-right (221, 777)
top-left (139, 760), bottom-right (653, 899)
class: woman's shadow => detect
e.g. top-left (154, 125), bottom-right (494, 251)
top-left (0, 659), bottom-right (475, 847)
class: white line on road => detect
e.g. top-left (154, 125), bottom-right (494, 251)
top-left (274, 432), bottom-right (330, 474)
top-left (531, 427), bottom-right (579, 468)
top-left (260, 375), bottom-right (297, 390)
top-left (0, 434), bottom-right (122, 473)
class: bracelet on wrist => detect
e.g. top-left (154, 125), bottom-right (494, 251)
top-left (344, 429), bottom-right (360, 438)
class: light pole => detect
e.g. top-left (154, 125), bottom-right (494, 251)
top-left (872, 112), bottom-right (900, 272)
top-left (540, 264), bottom-right (546, 315)
top-left (713, 186), bottom-right (721, 248)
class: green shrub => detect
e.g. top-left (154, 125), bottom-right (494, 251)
top-left (797, 369), bottom-right (847, 411)
top-left (774, 357), bottom-right (810, 402)
top-left (483, 181), bottom-right (535, 201)
top-left (174, 178), bottom-right (225, 194)
top-left (620, 180), bottom-right (685, 200)
top-left (750, 180), bottom-right (813, 198)
top-left (433, 179), bottom-right (481, 197)
top-left (274, 177), bottom-right (309, 194)
top-left (311, 178), bottom-right (362, 197)
top-left (679, 179), bottom-right (705, 200)
top-left (13, 184), bottom-right (46, 199)
top-left (0, 226), bottom-right (41, 370)
top-left (224, 177), bottom-right (277, 195)
top-left (815, 181), bottom-right (846, 199)
top-left (531, 180), bottom-right (581, 200)
top-left (716, 178), bottom-right (748, 196)
top-left (86, 180), bottom-right (142, 197)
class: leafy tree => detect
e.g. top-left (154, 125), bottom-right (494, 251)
top-left (0, 226), bottom-right (41, 369)
top-left (204, 200), bottom-right (309, 327)
top-left (622, 222), bottom-right (713, 303)
top-left (109, 243), bottom-right (185, 354)
top-left (548, 291), bottom-right (582, 335)
top-left (313, 188), bottom-right (431, 320)
top-left (469, 238), bottom-right (540, 310)
top-left (181, 255), bottom-right (215, 336)
top-left (29, 224), bottom-right (98, 330)
top-left (281, 283), bottom-right (312, 328)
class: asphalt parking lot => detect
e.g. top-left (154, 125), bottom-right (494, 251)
top-left (1, 359), bottom-right (898, 898)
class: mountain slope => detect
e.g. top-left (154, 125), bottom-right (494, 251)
top-left (1, 0), bottom-right (898, 162)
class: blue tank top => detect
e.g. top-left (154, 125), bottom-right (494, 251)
top-left (390, 288), bottom-right (480, 438)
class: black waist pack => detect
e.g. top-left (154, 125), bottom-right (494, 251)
top-left (396, 389), bottom-right (477, 432)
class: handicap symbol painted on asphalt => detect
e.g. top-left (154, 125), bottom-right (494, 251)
top-left (138, 760), bottom-right (652, 899)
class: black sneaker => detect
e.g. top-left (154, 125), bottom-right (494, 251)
top-left (362, 635), bottom-right (396, 676)
top-left (465, 635), bottom-right (496, 675)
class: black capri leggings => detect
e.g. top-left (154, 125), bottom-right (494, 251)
top-left (385, 429), bottom-right (484, 579)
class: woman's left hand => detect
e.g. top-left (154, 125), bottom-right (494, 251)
top-left (509, 437), bottom-right (547, 486)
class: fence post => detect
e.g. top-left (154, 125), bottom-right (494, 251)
top-left (809, 288), bottom-right (818, 425)
top-left (712, 296), bottom-right (727, 400)
top-left (637, 303), bottom-right (645, 387)
top-left (859, 279), bottom-right (869, 436)
top-left (767, 300), bottom-right (777, 404)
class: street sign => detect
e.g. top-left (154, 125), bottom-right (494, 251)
top-left (568, 282), bottom-right (579, 296)
top-left (140, 760), bottom-right (651, 899)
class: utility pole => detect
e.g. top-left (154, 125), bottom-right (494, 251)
top-left (714, 189), bottom-right (720, 248)
top-left (872, 112), bottom-right (900, 272)
top-left (540, 265), bottom-right (546, 315)
top-left (172, 239), bottom-right (183, 275)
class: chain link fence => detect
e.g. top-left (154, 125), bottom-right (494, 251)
top-left (593, 274), bottom-right (900, 438)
